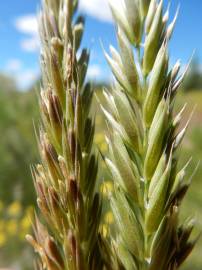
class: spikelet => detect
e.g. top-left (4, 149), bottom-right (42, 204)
top-left (27, 0), bottom-right (109, 269)
top-left (104, 0), bottom-right (197, 269)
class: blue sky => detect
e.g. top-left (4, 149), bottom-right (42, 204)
top-left (0, 0), bottom-right (202, 89)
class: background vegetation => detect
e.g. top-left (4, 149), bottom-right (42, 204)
top-left (0, 60), bottom-right (202, 269)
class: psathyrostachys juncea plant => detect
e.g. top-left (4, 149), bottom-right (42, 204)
top-left (101, 0), bottom-right (198, 269)
top-left (26, 0), bottom-right (109, 269)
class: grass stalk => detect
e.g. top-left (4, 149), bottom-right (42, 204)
top-left (103, 0), bottom-right (197, 269)
top-left (26, 0), bottom-right (108, 269)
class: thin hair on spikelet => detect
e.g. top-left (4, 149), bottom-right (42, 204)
top-left (102, 0), bottom-right (197, 269)
top-left (26, 0), bottom-right (110, 269)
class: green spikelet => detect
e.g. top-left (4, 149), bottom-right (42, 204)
top-left (104, 0), bottom-right (197, 269)
top-left (27, 0), bottom-right (110, 269)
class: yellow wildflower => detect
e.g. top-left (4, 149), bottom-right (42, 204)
top-left (25, 205), bottom-right (34, 219)
top-left (100, 181), bottom-right (113, 196)
top-left (7, 201), bottom-right (22, 216)
top-left (100, 142), bottom-right (108, 152)
top-left (19, 207), bottom-right (33, 239)
top-left (0, 233), bottom-right (6, 247)
top-left (94, 133), bottom-right (104, 145)
top-left (7, 219), bottom-right (18, 236)
top-left (99, 224), bottom-right (109, 238)
top-left (104, 211), bottom-right (114, 224)
top-left (20, 215), bottom-right (32, 231)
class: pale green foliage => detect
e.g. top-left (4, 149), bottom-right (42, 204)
top-left (103, 0), bottom-right (197, 269)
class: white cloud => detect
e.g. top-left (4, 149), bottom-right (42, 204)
top-left (15, 14), bottom-right (38, 35)
top-left (87, 64), bottom-right (102, 79)
top-left (6, 59), bottom-right (22, 72)
top-left (79, 0), bottom-right (112, 22)
top-left (20, 36), bottom-right (39, 52)
top-left (16, 69), bottom-right (39, 89)
top-left (5, 59), bottom-right (39, 89)
top-left (14, 1), bottom-right (113, 53)
top-left (14, 14), bottom-right (39, 52)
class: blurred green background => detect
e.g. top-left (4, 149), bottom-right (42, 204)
top-left (0, 59), bottom-right (202, 269)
